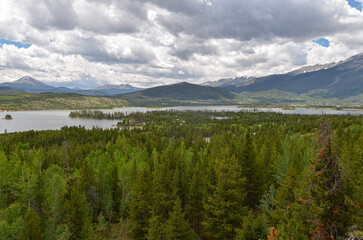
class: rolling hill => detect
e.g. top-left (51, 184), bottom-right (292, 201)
top-left (0, 92), bottom-right (128, 111)
top-left (95, 84), bottom-right (142, 95)
top-left (0, 86), bottom-right (25, 94)
top-left (124, 82), bottom-right (235, 100)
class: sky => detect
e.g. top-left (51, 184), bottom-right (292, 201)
top-left (0, 0), bottom-right (363, 89)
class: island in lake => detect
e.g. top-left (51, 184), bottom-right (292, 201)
top-left (4, 114), bottom-right (12, 120)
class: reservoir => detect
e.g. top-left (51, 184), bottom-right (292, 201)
top-left (1, 106), bottom-right (362, 133)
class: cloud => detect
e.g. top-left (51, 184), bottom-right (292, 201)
top-left (0, 0), bottom-right (362, 88)
top-left (20, 0), bottom-right (147, 34)
top-left (154, 0), bottom-right (361, 41)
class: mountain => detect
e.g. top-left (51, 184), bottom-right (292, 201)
top-left (202, 76), bottom-right (255, 87)
top-left (0, 76), bottom-right (58, 93)
top-left (0, 76), bottom-right (143, 96)
top-left (95, 84), bottom-right (142, 95)
top-left (0, 86), bottom-right (25, 94)
top-left (123, 82), bottom-right (235, 101)
top-left (224, 53), bottom-right (363, 99)
top-left (288, 62), bottom-right (337, 76)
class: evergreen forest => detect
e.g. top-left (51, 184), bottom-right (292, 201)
top-left (0, 111), bottom-right (362, 239)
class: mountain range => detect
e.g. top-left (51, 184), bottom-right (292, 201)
top-left (95, 84), bottom-right (142, 95)
top-left (1, 52), bottom-right (363, 104)
top-left (214, 53), bottom-right (363, 99)
top-left (201, 76), bottom-right (254, 87)
top-left (0, 76), bottom-right (142, 96)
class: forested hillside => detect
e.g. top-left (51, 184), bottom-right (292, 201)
top-left (0, 111), bottom-right (362, 239)
top-left (122, 82), bottom-right (235, 106)
top-left (0, 93), bottom-right (127, 111)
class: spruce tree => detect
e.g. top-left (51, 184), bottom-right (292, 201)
top-left (23, 207), bottom-right (43, 240)
top-left (129, 167), bottom-right (152, 239)
top-left (63, 180), bottom-right (94, 239)
top-left (165, 197), bottom-right (194, 240)
top-left (303, 121), bottom-right (353, 239)
top-left (235, 210), bottom-right (267, 240)
top-left (203, 154), bottom-right (247, 239)
top-left (147, 212), bottom-right (163, 240)
top-left (237, 129), bottom-right (259, 209)
top-left (185, 161), bottom-right (204, 236)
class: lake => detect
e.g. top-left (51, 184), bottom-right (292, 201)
top-left (1, 106), bottom-right (363, 133)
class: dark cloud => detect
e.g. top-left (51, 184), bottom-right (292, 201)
top-left (76, 1), bottom-right (147, 34)
top-left (142, 0), bottom-right (202, 15)
top-left (47, 34), bottom-right (156, 64)
top-left (170, 43), bottom-right (217, 60)
top-left (234, 55), bottom-right (269, 68)
top-left (22, 0), bottom-right (147, 34)
top-left (23, 0), bottom-right (78, 30)
top-left (24, 0), bottom-right (350, 42)
top-left (154, 0), bottom-right (354, 41)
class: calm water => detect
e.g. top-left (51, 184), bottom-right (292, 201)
top-left (1, 106), bottom-right (362, 133)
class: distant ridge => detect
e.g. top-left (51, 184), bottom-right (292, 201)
top-left (222, 52), bottom-right (363, 98)
top-left (0, 76), bottom-right (57, 93)
top-left (1, 52), bottom-right (363, 101)
top-left (202, 76), bottom-right (255, 87)
top-left (0, 86), bottom-right (25, 94)
top-left (95, 84), bottom-right (142, 95)
top-left (124, 82), bottom-right (235, 101)
top-left (0, 76), bottom-right (142, 96)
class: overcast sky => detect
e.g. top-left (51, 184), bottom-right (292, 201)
top-left (0, 0), bottom-right (363, 88)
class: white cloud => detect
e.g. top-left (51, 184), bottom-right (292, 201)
top-left (0, 0), bottom-right (362, 88)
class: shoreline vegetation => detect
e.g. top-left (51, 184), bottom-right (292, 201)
top-left (2, 104), bottom-right (363, 112)
top-left (0, 111), bottom-right (361, 239)
top-left (69, 110), bottom-right (127, 119)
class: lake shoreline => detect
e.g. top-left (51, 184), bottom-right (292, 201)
top-left (2, 106), bottom-right (363, 134)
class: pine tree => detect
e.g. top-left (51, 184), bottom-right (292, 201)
top-left (129, 167), bottom-right (152, 240)
top-left (63, 179), bottom-right (94, 239)
top-left (165, 197), bottom-right (194, 240)
top-left (23, 207), bottom-right (43, 240)
top-left (146, 212), bottom-right (163, 240)
top-left (150, 147), bottom-right (176, 223)
top-left (271, 164), bottom-right (299, 224)
top-left (185, 161), bottom-right (204, 236)
top-left (235, 210), bottom-right (267, 240)
top-left (43, 165), bottom-right (67, 238)
top-left (0, 151), bottom-right (9, 209)
top-left (303, 121), bottom-right (353, 239)
top-left (203, 154), bottom-right (247, 239)
top-left (237, 129), bottom-right (259, 209)
top-left (269, 163), bottom-right (311, 239)
top-left (0, 203), bottom-right (25, 240)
